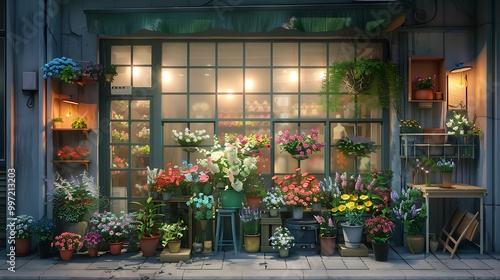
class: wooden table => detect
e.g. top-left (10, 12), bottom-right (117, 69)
top-left (409, 184), bottom-right (487, 254)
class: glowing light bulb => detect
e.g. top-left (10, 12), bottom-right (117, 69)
top-left (65, 105), bottom-right (73, 117)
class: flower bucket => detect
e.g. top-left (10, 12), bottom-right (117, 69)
top-left (441, 172), bottom-right (452, 188)
top-left (38, 240), bottom-right (52, 259)
top-left (269, 208), bottom-right (279, 217)
top-left (372, 241), bottom-right (390, 261)
top-left (311, 202), bottom-right (322, 212)
top-left (320, 236), bottom-right (337, 256)
top-left (279, 248), bottom-right (289, 258)
top-left (292, 206), bottom-right (304, 219)
top-left (220, 189), bottom-right (243, 209)
top-left (162, 192), bottom-right (172, 200)
top-left (342, 224), bottom-right (363, 249)
top-left (243, 234), bottom-right (261, 253)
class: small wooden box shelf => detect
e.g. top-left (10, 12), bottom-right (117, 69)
top-left (260, 217), bottom-right (282, 253)
top-left (408, 57), bottom-right (446, 102)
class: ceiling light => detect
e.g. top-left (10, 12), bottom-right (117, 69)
top-left (450, 62), bottom-right (473, 73)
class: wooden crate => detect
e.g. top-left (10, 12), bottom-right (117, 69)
top-left (260, 217), bottom-right (282, 252)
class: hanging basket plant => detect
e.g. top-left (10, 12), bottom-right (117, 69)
top-left (319, 58), bottom-right (403, 114)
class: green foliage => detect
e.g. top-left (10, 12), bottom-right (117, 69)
top-left (60, 65), bottom-right (78, 84)
top-left (132, 197), bottom-right (165, 239)
top-left (71, 117), bottom-right (88, 129)
top-left (319, 58), bottom-right (402, 112)
top-left (161, 220), bottom-right (188, 246)
top-left (52, 117), bottom-right (63, 123)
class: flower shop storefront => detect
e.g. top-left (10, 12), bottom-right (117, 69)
top-left (99, 38), bottom-right (391, 214)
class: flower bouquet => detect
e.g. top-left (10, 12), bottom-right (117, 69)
top-left (275, 129), bottom-right (325, 156)
top-left (57, 146), bottom-right (90, 160)
top-left (186, 193), bottom-right (215, 221)
top-left (47, 171), bottom-right (100, 223)
top-left (172, 128), bottom-right (210, 147)
top-left (77, 61), bottom-right (103, 81)
top-left (274, 167), bottom-right (319, 208)
top-left (262, 187), bottom-right (284, 210)
top-left (83, 232), bottom-right (104, 249)
top-left (14, 215), bottom-right (35, 239)
top-left (51, 232), bottom-right (83, 250)
top-left (399, 119), bottom-right (422, 133)
top-left (228, 133), bottom-right (272, 154)
top-left (179, 161), bottom-right (210, 194)
top-left (154, 163), bottom-right (186, 194)
top-left (42, 57), bottom-right (79, 81)
top-left (335, 135), bottom-right (378, 157)
top-left (329, 172), bottom-right (375, 226)
top-left (365, 214), bottom-right (395, 243)
top-left (414, 74), bottom-right (437, 89)
top-left (240, 208), bottom-right (261, 235)
top-left (197, 134), bottom-right (258, 192)
top-left (31, 216), bottom-right (55, 241)
top-left (436, 158), bottom-right (454, 172)
top-left (391, 188), bottom-right (427, 236)
top-left (132, 145), bottom-right (150, 156)
top-left (89, 211), bottom-right (136, 243)
top-left (269, 226), bottom-right (295, 250)
top-left (314, 212), bottom-right (336, 237)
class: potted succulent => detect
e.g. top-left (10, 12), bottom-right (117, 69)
top-left (161, 220), bottom-right (188, 253)
top-left (319, 58), bottom-right (402, 117)
top-left (131, 197), bottom-right (165, 257)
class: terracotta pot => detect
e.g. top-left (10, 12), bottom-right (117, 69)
top-left (320, 236), bottom-right (337, 256)
top-left (139, 234), bottom-right (160, 257)
top-left (15, 237), bottom-right (31, 256)
top-left (167, 240), bottom-right (181, 253)
top-left (246, 196), bottom-right (262, 210)
top-left (59, 248), bottom-right (74, 261)
top-left (87, 247), bottom-right (99, 257)
top-left (372, 241), bottom-right (390, 261)
top-left (406, 235), bottom-right (424, 254)
top-left (244, 234), bottom-right (261, 253)
top-left (414, 89), bottom-right (434, 100)
top-left (109, 242), bottom-right (123, 255)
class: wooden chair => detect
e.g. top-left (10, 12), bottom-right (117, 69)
top-left (439, 208), bottom-right (479, 258)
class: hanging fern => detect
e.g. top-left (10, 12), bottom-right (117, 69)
top-left (319, 58), bottom-right (403, 114)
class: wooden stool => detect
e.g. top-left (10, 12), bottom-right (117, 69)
top-left (214, 209), bottom-right (241, 255)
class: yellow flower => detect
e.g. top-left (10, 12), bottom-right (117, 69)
top-left (331, 207), bottom-right (338, 213)
top-left (364, 200), bottom-right (373, 207)
top-left (359, 194), bottom-right (369, 200)
top-left (356, 205), bottom-right (364, 211)
top-left (365, 207), bottom-right (371, 212)
top-left (338, 205), bottom-right (347, 212)
top-left (341, 194), bottom-right (350, 200)
top-left (350, 194), bottom-right (358, 201)
top-left (345, 201), bottom-right (355, 209)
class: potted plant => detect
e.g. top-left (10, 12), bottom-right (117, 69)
top-left (269, 226), bottom-right (295, 258)
top-left (275, 129), bottom-right (326, 159)
top-left (13, 215), bottom-right (35, 256)
top-left (429, 233), bottom-right (439, 253)
top-left (41, 57), bottom-right (79, 83)
top-left (186, 193), bottom-right (214, 230)
top-left (77, 61), bottom-right (103, 82)
top-left (153, 163), bottom-right (186, 200)
top-left (31, 216), bottom-right (55, 258)
top-left (365, 214), bottom-right (395, 261)
top-left (275, 167), bottom-right (318, 219)
top-left (413, 74), bottom-right (437, 100)
top-left (83, 232), bottom-right (104, 257)
top-left (262, 186), bottom-right (284, 217)
top-left (314, 212), bottom-right (337, 256)
top-left (56, 145), bottom-right (90, 160)
top-left (102, 64), bottom-right (118, 82)
top-left (319, 58), bottom-right (402, 116)
top-left (172, 128), bottom-right (210, 151)
top-left (436, 158), bottom-right (455, 188)
top-left (161, 220), bottom-right (188, 253)
top-left (178, 161), bottom-right (211, 195)
top-left (240, 208), bottom-right (261, 253)
top-left (243, 170), bottom-right (267, 210)
top-left (329, 172), bottom-right (375, 249)
top-left (131, 197), bottom-right (165, 257)
top-left (391, 188), bottom-right (427, 254)
top-left (227, 133), bottom-right (272, 155)
top-left (71, 117), bottom-right (87, 129)
top-left (89, 211), bottom-right (136, 255)
top-left (51, 117), bottom-right (63, 129)
top-left (335, 135), bottom-right (378, 158)
top-left (51, 232), bottom-right (82, 261)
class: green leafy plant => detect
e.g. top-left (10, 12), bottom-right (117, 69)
top-left (186, 193), bottom-right (214, 221)
top-left (161, 220), bottom-right (188, 246)
top-left (391, 188), bottom-right (427, 236)
top-left (60, 65), bottom-right (78, 84)
top-left (269, 226), bottom-right (295, 250)
top-left (102, 64), bottom-right (118, 82)
top-left (31, 216), bottom-right (55, 241)
top-left (52, 117), bottom-right (63, 123)
top-left (319, 58), bottom-right (402, 112)
top-left (335, 135), bottom-right (378, 157)
top-left (314, 212), bottom-right (336, 237)
top-left (240, 208), bottom-right (261, 235)
top-left (71, 117), bottom-right (87, 129)
top-left (14, 215), bottom-right (35, 239)
top-left (132, 197), bottom-right (165, 239)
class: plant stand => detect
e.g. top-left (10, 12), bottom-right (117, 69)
top-left (338, 243), bottom-right (369, 257)
top-left (159, 248), bottom-right (191, 262)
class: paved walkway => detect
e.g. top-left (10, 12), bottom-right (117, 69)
top-left (1, 246), bottom-right (500, 279)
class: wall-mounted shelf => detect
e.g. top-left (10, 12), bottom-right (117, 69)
top-left (408, 57), bottom-right (446, 102)
top-left (53, 160), bottom-right (90, 170)
top-left (53, 128), bottom-right (91, 138)
top-left (400, 133), bottom-right (476, 159)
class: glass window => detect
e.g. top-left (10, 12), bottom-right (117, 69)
top-left (301, 43), bottom-right (327, 66)
top-left (189, 68), bottom-right (215, 92)
top-left (133, 46), bottom-right (152, 65)
top-left (162, 42), bottom-right (187, 66)
top-left (245, 69), bottom-right (270, 93)
top-left (245, 43), bottom-right (270, 66)
top-left (111, 46), bottom-right (131, 64)
top-left (190, 43), bottom-right (215, 66)
top-left (218, 69), bottom-right (243, 93)
top-left (162, 95), bottom-right (187, 118)
top-left (328, 42), bottom-right (355, 65)
top-left (300, 68), bottom-right (326, 93)
top-left (161, 68), bottom-right (187, 92)
top-left (273, 68), bottom-right (298, 92)
top-left (273, 42), bottom-right (298, 66)
top-left (218, 42), bottom-right (243, 66)
top-left (189, 95), bottom-right (216, 119)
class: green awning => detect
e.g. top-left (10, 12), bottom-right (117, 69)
top-left (84, 5), bottom-right (406, 35)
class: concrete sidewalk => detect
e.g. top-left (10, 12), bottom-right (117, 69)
top-left (1, 246), bottom-right (500, 279)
